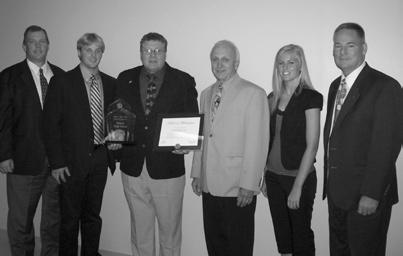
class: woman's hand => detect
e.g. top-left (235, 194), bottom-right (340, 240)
top-left (287, 186), bottom-right (302, 209)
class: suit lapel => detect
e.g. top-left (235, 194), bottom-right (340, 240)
top-left (324, 80), bottom-right (339, 141)
top-left (20, 61), bottom-right (43, 110)
top-left (128, 68), bottom-right (144, 117)
top-left (100, 72), bottom-right (113, 115)
top-left (213, 77), bottom-right (241, 123)
top-left (72, 66), bottom-right (93, 129)
top-left (332, 65), bottom-right (371, 132)
top-left (151, 66), bottom-right (171, 115)
top-left (148, 64), bottom-right (182, 116)
top-left (202, 84), bottom-right (215, 125)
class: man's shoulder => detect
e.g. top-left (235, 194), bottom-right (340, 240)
top-left (368, 66), bottom-right (401, 88)
top-left (48, 62), bottom-right (65, 75)
top-left (238, 77), bottom-right (266, 95)
top-left (1, 60), bottom-right (27, 77)
top-left (100, 71), bottom-right (116, 82)
top-left (63, 66), bottom-right (80, 78)
top-left (201, 83), bottom-right (215, 95)
top-left (117, 66), bottom-right (141, 80)
top-left (51, 66), bottom-right (80, 83)
top-left (166, 65), bottom-right (193, 79)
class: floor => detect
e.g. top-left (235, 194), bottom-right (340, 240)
top-left (0, 229), bottom-right (129, 256)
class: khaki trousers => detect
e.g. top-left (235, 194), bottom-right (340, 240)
top-left (121, 164), bottom-right (185, 256)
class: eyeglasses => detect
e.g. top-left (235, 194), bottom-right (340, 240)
top-left (141, 48), bottom-right (166, 56)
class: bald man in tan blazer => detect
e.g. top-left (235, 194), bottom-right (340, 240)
top-left (191, 40), bottom-right (269, 256)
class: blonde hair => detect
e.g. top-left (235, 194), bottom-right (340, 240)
top-left (270, 44), bottom-right (313, 113)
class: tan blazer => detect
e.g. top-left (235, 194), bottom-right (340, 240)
top-left (191, 74), bottom-right (270, 197)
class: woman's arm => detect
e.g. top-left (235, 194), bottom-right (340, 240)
top-left (287, 108), bottom-right (320, 209)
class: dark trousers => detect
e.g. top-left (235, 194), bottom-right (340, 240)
top-left (266, 171), bottom-right (316, 256)
top-left (59, 146), bottom-right (108, 256)
top-left (7, 165), bottom-right (60, 256)
top-left (328, 195), bottom-right (392, 256)
top-left (202, 192), bottom-right (256, 256)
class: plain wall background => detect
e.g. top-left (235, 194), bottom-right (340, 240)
top-left (0, 0), bottom-right (402, 255)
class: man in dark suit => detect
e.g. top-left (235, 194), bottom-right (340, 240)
top-left (115, 32), bottom-right (198, 256)
top-left (43, 33), bottom-right (116, 256)
top-left (323, 22), bottom-right (402, 256)
top-left (0, 25), bottom-right (64, 256)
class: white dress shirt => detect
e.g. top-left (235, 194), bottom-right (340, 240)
top-left (330, 61), bottom-right (366, 133)
top-left (26, 59), bottom-right (54, 108)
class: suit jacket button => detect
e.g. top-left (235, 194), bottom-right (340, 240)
top-left (209, 134), bottom-right (212, 138)
top-left (142, 144), bottom-right (146, 148)
top-left (144, 126), bottom-right (148, 130)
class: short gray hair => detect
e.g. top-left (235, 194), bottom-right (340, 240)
top-left (210, 40), bottom-right (240, 65)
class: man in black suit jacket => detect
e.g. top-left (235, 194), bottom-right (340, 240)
top-left (0, 25), bottom-right (64, 256)
top-left (115, 32), bottom-right (198, 256)
top-left (43, 33), bottom-right (116, 256)
top-left (323, 23), bottom-right (402, 256)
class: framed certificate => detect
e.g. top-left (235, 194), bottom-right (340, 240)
top-left (153, 113), bottom-right (204, 151)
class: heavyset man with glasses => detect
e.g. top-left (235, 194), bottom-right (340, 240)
top-left (115, 32), bottom-right (198, 256)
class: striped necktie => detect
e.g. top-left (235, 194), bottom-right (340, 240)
top-left (90, 75), bottom-right (104, 144)
top-left (333, 78), bottom-right (347, 126)
top-left (39, 68), bottom-right (48, 101)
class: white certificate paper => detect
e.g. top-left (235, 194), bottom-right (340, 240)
top-left (158, 117), bottom-right (201, 147)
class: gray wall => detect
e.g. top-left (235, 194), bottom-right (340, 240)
top-left (0, 0), bottom-right (402, 255)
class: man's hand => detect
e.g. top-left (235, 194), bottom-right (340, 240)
top-left (107, 143), bottom-right (122, 151)
top-left (237, 188), bottom-right (254, 207)
top-left (191, 177), bottom-right (202, 196)
top-left (52, 167), bottom-right (71, 184)
top-left (0, 159), bottom-right (14, 173)
top-left (357, 195), bottom-right (379, 216)
top-left (172, 144), bottom-right (190, 155)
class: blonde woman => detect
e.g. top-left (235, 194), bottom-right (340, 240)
top-left (262, 44), bottom-right (322, 256)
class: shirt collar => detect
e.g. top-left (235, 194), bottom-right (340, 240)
top-left (26, 59), bottom-right (50, 75)
top-left (141, 64), bottom-right (166, 82)
top-left (217, 73), bottom-right (240, 91)
top-left (80, 63), bottom-right (100, 83)
top-left (341, 61), bottom-right (366, 89)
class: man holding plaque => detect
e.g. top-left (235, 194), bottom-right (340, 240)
top-left (115, 32), bottom-right (198, 256)
top-left (0, 25), bottom-right (64, 256)
top-left (191, 40), bottom-right (270, 256)
top-left (43, 33), bottom-right (116, 256)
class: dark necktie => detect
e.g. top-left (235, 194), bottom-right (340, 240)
top-left (145, 74), bottom-right (157, 115)
top-left (333, 78), bottom-right (347, 126)
top-left (39, 68), bottom-right (48, 101)
top-left (211, 82), bottom-right (223, 122)
top-left (90, 75), bottom-right (104, 144)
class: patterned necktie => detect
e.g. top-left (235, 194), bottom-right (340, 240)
top-left (333, 78), bottom-right (347, 126)
top-left (211, 82), bottom-right (223, 122)
top-left (39, 68), bottom-right (48, 102)
top-left (90, 75), bottom-right (104, 144)
top-left (145, 74), bottom-right (157, 115)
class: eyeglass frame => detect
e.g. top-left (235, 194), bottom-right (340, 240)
top-left (141, 48), bottom-right (166, 56)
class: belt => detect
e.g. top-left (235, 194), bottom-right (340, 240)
top-left (94, 144), bottom-right (104, 150)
